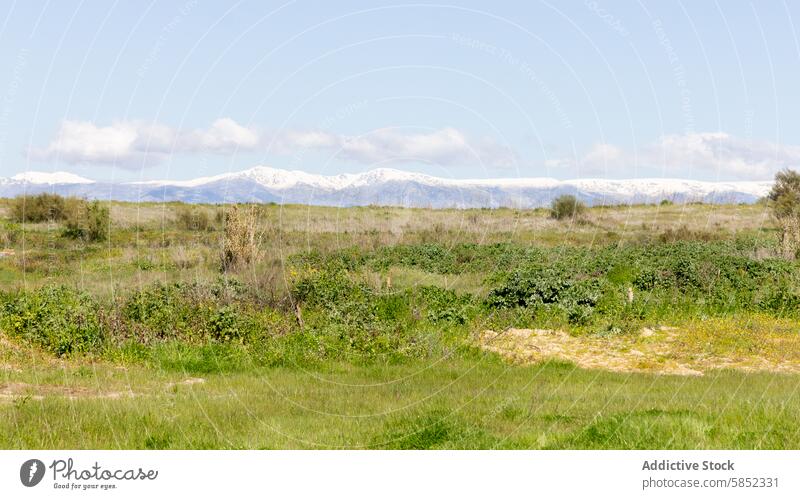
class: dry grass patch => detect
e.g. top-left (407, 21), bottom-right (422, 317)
top-left (479, 318), bottom-right (800, 376)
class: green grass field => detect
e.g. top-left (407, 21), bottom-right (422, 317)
top-left (2, 198), bottom-right (800, 449)
top-left (3, 357), bottom-right (799, 449)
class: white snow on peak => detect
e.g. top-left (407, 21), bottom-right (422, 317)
top-left (130, 166), bottom-right (439, 190)
top-left (560, 178), bottom-right (772, 198)
top-left (10, 171), bottom-right (95, 184)
top-left (6, 166), bottom-right (774, 203)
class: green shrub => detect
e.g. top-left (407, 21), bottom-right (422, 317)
top-left (487, 267), bottom-right (574, 308)
top-left (123, 283), bottom-right (200, 340)
top-left (758, 284), bottom-right (800, 314)
top-left (291, 267), bottom-right (369, 308)
top-left (371, 244), bottom-right (457, 274)
top-left (122, 281), bottom-right (260, 343)
top-left (10, 193), bottom-right (73, 223)
top-left (419, 286), bottom-right (475, 324)
top-left (768, 169), bottom-right (800, 219)
top-left (0, 286), bottom-right (103, 355)
top-left (0, 221), bottom-right (21, 246)
top-left (207, 306), bottom-right (243, 342)
top-left (550, 194), bottom-right (586, 220)
top-left (63, 200), bottom-right (110, 242)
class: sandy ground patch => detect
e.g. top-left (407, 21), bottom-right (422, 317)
top-left (479, 327), bottom-right (800, 376)
top-left (165, 377), bottom-right (206, 389)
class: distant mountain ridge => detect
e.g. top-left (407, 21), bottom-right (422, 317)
top-left (0, 166), bottom-right (773, 208)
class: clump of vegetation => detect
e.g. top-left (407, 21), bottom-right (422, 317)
top-left (8, 193), bottom-right (109, 242)
top-left (121, 280), bottom-right (260, 343)
top-left (550, 194), bottom-right (586, 220)
top-left (221, 205), bottom-right (259, 270)
top-left (176, 205), bottom-right (213, 231)
top-left (0, 286), bottom-right (103, 356)
top-left (10, 193), bottom-right (72, 223)
top-left (0, 221), bottom-right (21, 246)
top-left (658, 225), bottom-right (717, 243)
top-left (487, 265), bottom-right (603, 325)
top-left (62, 200), bottom-right (110, 242)
top-left (419, 286), bottom-right (475, 325)
top-left (768, 169), bottom-right (800, 258)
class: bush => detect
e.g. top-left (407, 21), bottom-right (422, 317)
top-left (10, 193), bottom-right (71, 223)
top-left (62, 200), bottom-right (110, 242)
top-left (419, 286), bottom-right (475, 324)
top-left (122, 281), bottom-right (258, 343)
top-left (0, 286), bottom-right (103, 355)
top-left (487, 267), bottom-right (573, 308)
top-left (0, 221), bottom-right (21, 246)
top-left (291, 267), bottom-right (370, 311)
top-left (207, 306), bottom-right (244, 342)
top-left (768, 169), bottom-right (800, 258)
top-left (768, 169), bottom-right (800, 219)
top-left (221, 205), bottom-right (259, 270)
top-left (123, 283), bottom-right (201, 340)
top-left (550, 194), bottom-right (586, 220)
top-left (176, 205), bottom-right (212, 231)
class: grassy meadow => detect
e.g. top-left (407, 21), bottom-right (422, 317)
top-left (2, 197), bottom-right (800, 449)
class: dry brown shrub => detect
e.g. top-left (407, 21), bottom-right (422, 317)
top-left (780, 217), bottom-right (800, 260)
top-left (221, 204), bottom-right (260, 270)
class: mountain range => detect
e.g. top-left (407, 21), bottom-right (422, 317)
top-left (0, 166), bottom-right (773, 208)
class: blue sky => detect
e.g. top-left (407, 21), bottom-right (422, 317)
top-left (1, 0), bottom-right (799, 182)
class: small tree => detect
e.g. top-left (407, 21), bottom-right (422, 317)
top-left (768, 169), bottom-right (800, 258)
top-left (550, 194), bottom-right (586, 220)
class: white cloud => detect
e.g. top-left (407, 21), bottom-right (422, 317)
top-left (648, 132), bottom-right (800, 179)
top-left (337, 127), bottom-right (514, 168)
top-left (30, 120), bottom-right (516, 170)
top-left (179, 118), bottom-right (259, 152)
top-left (29, 119), bottom-right (261, 168)
top-left (29, 121), bottom-right (147, 165)
top-left (546, 133), bottom-right (800, 179)
top-left (271, 127), bottom-right (515, 168)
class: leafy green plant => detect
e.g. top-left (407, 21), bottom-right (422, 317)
top-left (207, 306), bottom-right (243, 342)
top-left (123, 283), bottom-right (201, 340)
top-left (419, 286), bottom-right (475, 325)
top-left (0, 286), bottom-right (103, 355)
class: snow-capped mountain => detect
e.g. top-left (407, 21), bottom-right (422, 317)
top-left (6, 171), bottom-right (95, 185)
top-left (0, 166), bottom-right (773, 208)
